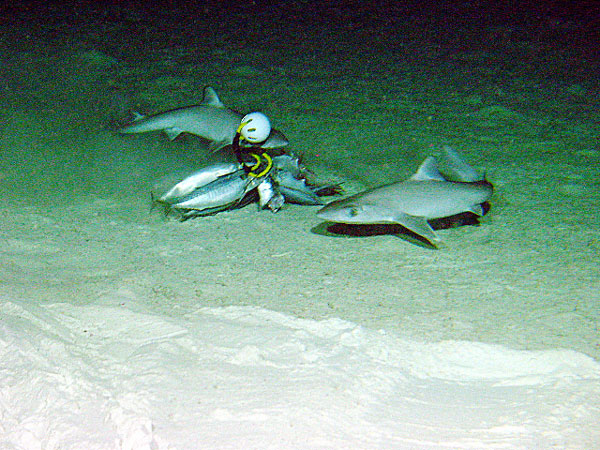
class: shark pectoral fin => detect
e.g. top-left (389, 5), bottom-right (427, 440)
top-left (467, 203), bottom-right (485, 216)
top-left (164, 127), bottom-right (184, 141)
top-left (393, 212), bottom-right (440, 243)
top-left (208, 139), bottom-right (230, 153)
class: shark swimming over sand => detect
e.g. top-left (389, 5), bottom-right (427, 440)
top-left (316, 147), bottom-right (493, 246)
top-left (118, 86), bottom-right (289, 151)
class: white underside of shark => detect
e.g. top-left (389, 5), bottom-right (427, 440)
top-left (118, 86), bottom-right (289, 152)
top-left (316, 147), bottom-right (493, 245)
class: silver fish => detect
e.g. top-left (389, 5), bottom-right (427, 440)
top-left (159, 162), bottom-right (240, 203)
top-left (159, 169), bottom-right (261, 220)
top-left (257, 178), bottom-right (285, 212)
top-left (272, 153), bottom-right (343, 205)
top-left (274, 169), bottom-right (323, 205)
top-left (272, 154), bottom-right (306, 179)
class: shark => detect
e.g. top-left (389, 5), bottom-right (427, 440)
top-left (118, 86), bottom-right (289, 152)
top-left (316, 147), bottom-right (493, 246)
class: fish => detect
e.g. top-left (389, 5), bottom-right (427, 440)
top-left (153, 153), bottom-right (343, 220)
top-left (170, 169), bottom-right (250, 211)
top-left (274, 169), bottom-right (324, 205)
top-left (118, 86), bottom-right (289, 152)
top-left (271, 153), bottom-right (343, 205)
top-left (316, 147), bottom-right (493, 245)
top-left (158, 162), bottom-right (240, 203)
top-left (153, 167), bottom-right (262, 220)
top-left (257, 177), bottom-right (285, 211)
top-left (272, 154), bottom-right (306, 179)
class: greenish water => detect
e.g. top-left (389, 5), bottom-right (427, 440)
top-left (2, 2), bottom-right (597, 205)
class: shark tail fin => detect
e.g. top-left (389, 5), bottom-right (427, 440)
top-left (150, 192), bottom-right (172, 217)
top-left (131, 111), bottom-right (145, 121)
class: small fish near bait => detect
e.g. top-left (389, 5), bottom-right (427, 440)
top-left (158, 162), bottom-right (240, 203)
top-left (272, 154), bottom-right (344, 206)
top-left (151, 153), bottom-right (343, 221)
top-left (152, 164), bottom-right (263, 221)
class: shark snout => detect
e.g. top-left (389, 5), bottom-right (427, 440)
top-left (317, 201), bottom-right (364, 223)
top-left (316, 202), bottom-right (336, 220)
top-left (316, 201), bottom-right (342, 220)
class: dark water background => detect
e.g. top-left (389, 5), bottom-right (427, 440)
top-left (1, 0), bottom-right (598, 205)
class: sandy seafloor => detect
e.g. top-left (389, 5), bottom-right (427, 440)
top-left (1, 2), bottom-right (599, 449)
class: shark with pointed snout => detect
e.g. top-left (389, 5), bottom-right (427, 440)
top-left (316, 147), bottom-right (493, 246)
top-left (118, 86), bottom-right (289, 152)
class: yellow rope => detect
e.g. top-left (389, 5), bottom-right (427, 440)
top-left (247, 152), bottom-right (273, 178)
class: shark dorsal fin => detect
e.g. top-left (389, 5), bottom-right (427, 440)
top-left (201, 86), bottom-right (225, 108)
top-left (409, 156), bottom-right (446, 182)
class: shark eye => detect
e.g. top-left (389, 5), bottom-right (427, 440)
top-left (349, 206), bottom-right (359, 217)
